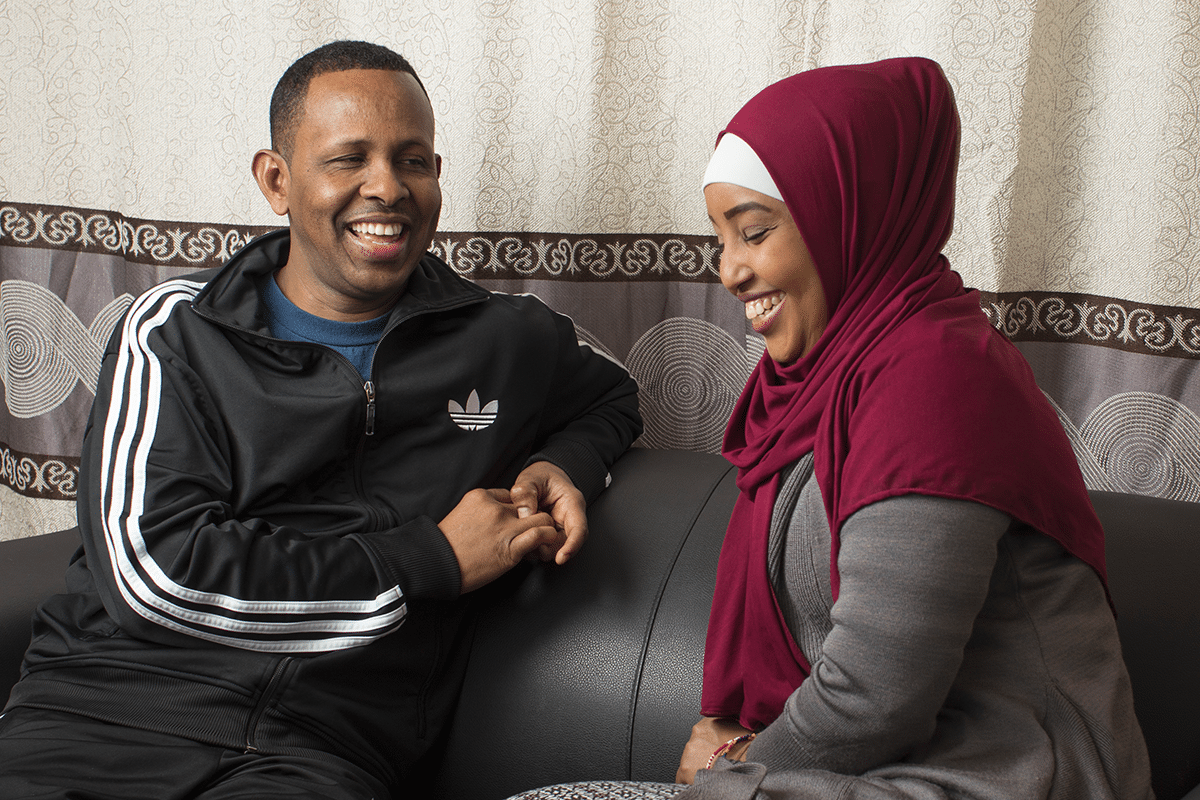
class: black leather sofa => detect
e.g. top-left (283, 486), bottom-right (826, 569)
top-left (2, 448), bottom-right (1198, 799)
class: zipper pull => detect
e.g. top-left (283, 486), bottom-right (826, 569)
top-left (364, 380), bottom-right (376, 436)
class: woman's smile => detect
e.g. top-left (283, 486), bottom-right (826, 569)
top-left (744, 291), bottom-right (785, 331)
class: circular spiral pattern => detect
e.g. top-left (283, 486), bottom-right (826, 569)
top-left (1081, 391), bottom-right (1200, 502)
top-left (1, 283), bottom-right (80, 419)
top-left (625, 317), bottom-right (749, 452)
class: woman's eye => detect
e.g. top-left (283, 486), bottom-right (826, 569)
top-left (744, 228), bottom-right (770, 243)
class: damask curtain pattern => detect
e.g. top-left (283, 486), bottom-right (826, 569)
top-left (2, 0), bottom-right (1199, 540)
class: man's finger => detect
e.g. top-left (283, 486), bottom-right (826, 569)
top-left (511, 522), bottom-right (564, 561)
top-left (552, 497), bottom-right (589, 564)
top-left (509, 481), bottom-right (541, 518)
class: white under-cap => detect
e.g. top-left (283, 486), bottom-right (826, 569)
top-left (701, 132), bottom-right (784, 202)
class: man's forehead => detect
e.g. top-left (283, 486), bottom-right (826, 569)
top-left (304, 68), bottom-right (423, 107)
top-left (297, 69), bottom-right (434, 138)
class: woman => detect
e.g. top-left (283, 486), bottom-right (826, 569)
top-left (511, 57), bottom-right (1152, 800)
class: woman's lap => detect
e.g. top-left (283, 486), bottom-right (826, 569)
top-left (505, 781), bottom-right (683, 800)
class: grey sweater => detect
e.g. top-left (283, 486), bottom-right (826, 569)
top-left (688, 454), bottom-right (1154, 800)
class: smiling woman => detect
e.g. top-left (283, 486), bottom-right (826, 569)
top-left (702, 178), bottom-right (828, 365)
top-left (252, 68), bottom-right (444, 322)
top-left (508, 55), bottom-right (1154, 800)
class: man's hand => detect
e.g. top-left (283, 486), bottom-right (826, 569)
top-left (509, 461), bottom-right (587, 565)
top-left (439, 488), bottom-right (562, 594)
top-left (676, 716), bottom-right (755, 784)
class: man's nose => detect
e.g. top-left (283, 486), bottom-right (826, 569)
top-left (362, 162), bottom-right (408, 206)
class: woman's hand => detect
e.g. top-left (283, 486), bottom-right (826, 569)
top-left (676, 716), bottom-right (755, 784)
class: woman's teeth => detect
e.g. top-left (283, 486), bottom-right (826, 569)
top-left (746, 293), bottom-right (782, 321)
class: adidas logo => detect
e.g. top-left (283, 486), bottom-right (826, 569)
top-left (449, 390), bottom-right (499, 431)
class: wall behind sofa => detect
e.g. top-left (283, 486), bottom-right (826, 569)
top-left (2, 0), bottom-right (1198, 539)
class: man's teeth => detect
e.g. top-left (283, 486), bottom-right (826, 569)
top-left (352, 222), bottom-right (403, 237)
top-left (746, 294), bottom-right (782, 320)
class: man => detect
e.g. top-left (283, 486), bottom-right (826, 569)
top-left (0, 41), bottom-right (641, 799)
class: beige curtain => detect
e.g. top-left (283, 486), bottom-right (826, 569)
top-left (3, 0), bottom-right (1199, 540)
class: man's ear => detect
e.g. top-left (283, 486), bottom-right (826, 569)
top-left (252, 149), bottom-right (291, 217)
top-left (435, 153), bottom-right (443, 178)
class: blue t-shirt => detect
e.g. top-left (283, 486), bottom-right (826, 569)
top-left (261, 275), bottom-right (389, 380)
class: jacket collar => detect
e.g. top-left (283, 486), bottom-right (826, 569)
top-left (192, 228), bottom-right (488, 334)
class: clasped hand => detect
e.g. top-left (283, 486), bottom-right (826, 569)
top-left (676, 716), bottom-right (755, 784)
top-left (439, 462), bottom-right (586, 595)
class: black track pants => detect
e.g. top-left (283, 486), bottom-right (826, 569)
top-left (0, 707), bottom-right (390, 800)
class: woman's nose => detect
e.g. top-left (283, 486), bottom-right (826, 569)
top-left (718, 244), bottom-right (753, 293)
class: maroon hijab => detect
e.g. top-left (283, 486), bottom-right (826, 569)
top-left (701, 57), bottom-right (1106, 731)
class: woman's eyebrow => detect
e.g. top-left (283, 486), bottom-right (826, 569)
top-left (724, 201), bottom-right (775, 219)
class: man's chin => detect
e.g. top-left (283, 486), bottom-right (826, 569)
top-left (345, 265), bottom-right (419, 304)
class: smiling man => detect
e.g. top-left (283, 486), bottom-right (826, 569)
top-left (256, 62), bottom-right (443, 321)
top-left (0, 42), bottom-right (641, 800)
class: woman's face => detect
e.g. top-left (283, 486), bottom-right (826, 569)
top-left (705, 182), bottom-right (829, 365)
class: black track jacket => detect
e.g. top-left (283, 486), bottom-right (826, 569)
top-left (7, 230), bottom-right (642, 789)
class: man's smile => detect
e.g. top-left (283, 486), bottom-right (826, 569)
top-left (348, 220), bottom-right (407, 239)
top-left (347, 220), bottom-right (409, 259)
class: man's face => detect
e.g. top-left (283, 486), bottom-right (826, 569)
top-left (267, 68), bottom-right (442, 321)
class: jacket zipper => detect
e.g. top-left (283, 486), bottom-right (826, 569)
top-left (355, 378), bottom-right (383, 530)
top-left (244, 656), bottom-right (292, 753)
top-left (189, 307), bottom-right (401, 520)
top-left (364, 380), bottom-right (376, 436)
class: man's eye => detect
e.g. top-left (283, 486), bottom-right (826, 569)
top-left (398, 155), bottom-right (431, 169)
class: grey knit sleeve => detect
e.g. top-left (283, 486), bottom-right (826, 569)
top-left (746, 493), bottom-right (1011, 774)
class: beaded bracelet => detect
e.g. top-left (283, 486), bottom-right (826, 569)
top-left (706, 732), bottom-right (757, 769)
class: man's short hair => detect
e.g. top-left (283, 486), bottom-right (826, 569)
top-left (270, 40), bottom-right (428, 162)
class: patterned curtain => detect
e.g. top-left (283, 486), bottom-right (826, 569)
top-left (3, 0), bottom-right (1199, 540)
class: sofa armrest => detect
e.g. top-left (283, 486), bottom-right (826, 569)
top-left (1094, 490), bottom-right (1200, 800)
top-left (433, 448), bottom-right (737, 800)
top-left (0, 528), bottom-right (79, 694)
